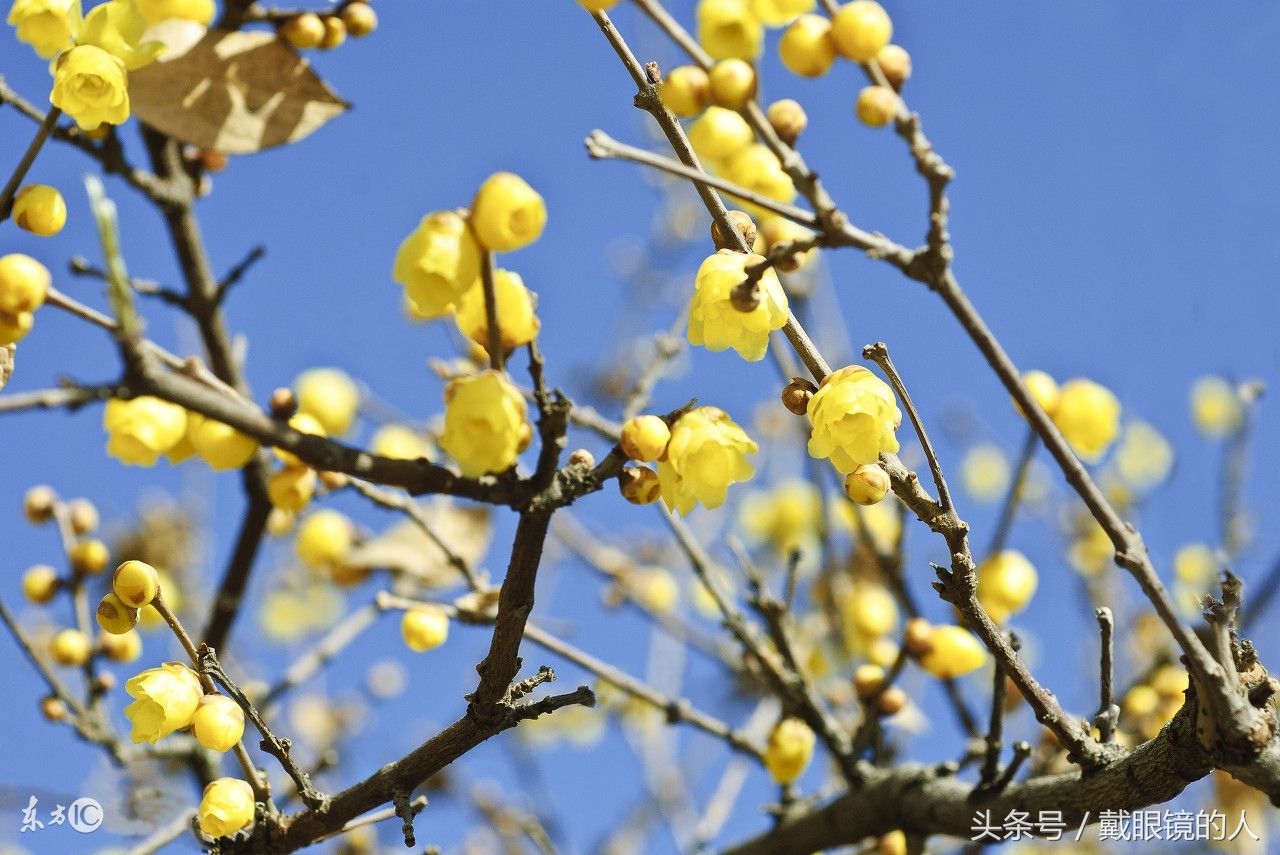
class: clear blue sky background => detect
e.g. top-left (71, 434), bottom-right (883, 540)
top-left (2, 2), bottom-right (1279, 853)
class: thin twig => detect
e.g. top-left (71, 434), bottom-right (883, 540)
top-left (1094, 608), bottom-right (1118, 743)
top-left (0, 105), bottom-right (60, 221)
top-left (480, 250), bottom-right (504, 371)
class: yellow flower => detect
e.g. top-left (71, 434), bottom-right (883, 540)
top-left (977, 550), bottom-right (1038, 623)
top-left (69, 537), bottom-right (109, 574)
top-left (657, 406), bottom-right (757, 515)
top-left (76, 0), bottom-right (163, 70)
top-left (633, 567), bottom-right (680, 613)
top-left (806, 366), bottom-right (901, 475)
top-left (1018, 369), bottom-right (1060, 417)
top-left (0, 254), bottom-right (51, 316)
top-left (1051, 378), bottom-right (1121, 462)
top-left (295, 509), bottom-right (354, 570)
top-left (1190, 376), bottom-right (1243, 438)
top-left (49, 628), bottom-right (90, 665)
top-left (750, 0), bottom-right (813, 27)
top-left (198, 778), bottom-right (255, 838)
top-left (708, 58), bottom-right (756, 110)
top-left (1113, 420), bottom-right (1173, 493)
top-left (778, 14), bottom-right (836, 78)
top-left (7, 0), bottom-right (76, 57)
top-left (124, 662), bottom-right (203, 743)
top-left (12, 185), bottom-right (67, 236)
top-left (855, 85), bottom-right (900, 128)
top-left (831, 0), bottom-right (892, 62)
top-left (697, 0), bottom-right (763, 61)
top-left (919, 625), bottom-right (987, 679)
top-left (1174, 543), bottom-right (1217, 585)
top-left (838, 581), bottom-right (898, 645)
top-left (721, 144), bottom-right (796, 213)
top-left (687, 250), bottom-right (788, 362)
top-left (370, 424), bottom-right (434, 461)
top-left (764, 717), bottom-right (814, 784)
top-left (192, 695), bottom-right (245, 753)
top-left (266, 465), bottom-right (316, 512)
top-left (689, 106), bottom-right (754, 163)
top-left (186, 411), bottom-right (259, 471)
top-left (454, 268), bottom-right (541, 354)
top-left (1068, 519), bottom-right (1112, 576)
top-left (295, 367), bottom-right (360, 436)
top-left (844, 462), bottom-right (889, 506)
top-left (51, 44), bottom-right (129, 129)
top-left (439, 370), bottom-right (530, 478)
top-left (103, 396), bottom-right (188, 466)
top-left (393, 210), bottom-right (481, 319)
top-left (135, 0), bottom-right (214, 25)
top-left (469, 172), bottom-right (546, 252)
top-left (738, 480), bottom-right (820, 555)
top-left (961, 444), bottom-right (1010, 503)
top-left (401, 605), bottom-right (449, 652)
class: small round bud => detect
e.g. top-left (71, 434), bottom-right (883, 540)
top-left (67, 498), bottom-right (99, 535)
top-left (401, 605), bottom-right (450, 652)
top-left (193, 694), bottom-right (246, 752)
top-left (113, 559), bottom-right (160, 608)
top-left (319, 15), bottom-right (347, 48)
top-left (764, 717), bottom-right (815, 784)
top-left (708, 59), bottom-right (756, 109)
top-left (70, 538), bottom-right (110, 575)
top-left (844, 462), bottom-right (889, 506)
top-left (903, 617), bottom-right (933, 656)
top-left (919, 625), bottom-right (987, 679)
top-left (23, 485), bottom-right (57, 524)
top-left (50, 628), bottom-right (91, 666)
top-left (711, 210), bottom-right (758, 251)
top-left (877, 686), bottom-right (907, 716)
top-left (0, 310), bottom-right (34, 347)
top-left (660, 65), bottom-right (710, 117)
top-left (780, 377), bottom-right (817, 415)
top-left (22, 565), bottom-right (59, 604)
top-left (620, 415), bottom-right (672, 463)
top-left (876, 44), bottom-right (912, 90)
top-left (766, 98), bottom-right (807, 145)
top-left (197, 149), bottom-right (228, 172)
top-left (97, 593), bottom-right (140, 635)
top-left (267, 466), bottom-right (317, 512)
top-left (855, 85), bottom-right (900, 128)
top-left (470, 171), bottom-right (547, 252)
top-left (269, 387), bottom-right (297, 419)
top-left (100, 629), bottom-right (141, 663)
top-left (280, 12), bottom-right (325, 49)
top-left (618, 466), bottom-right (661, 505)
top-left (41, 696), bottom-right (67, 722)
top-left (341, 1), bottom-right (377, 36)
top-left (831, 0), bottom-right (892, 62)
top-left (879, 831), bottom-right (908, 855)
top-left (198, 778), bottom-right (256, 839)
top-left (93, 671), bottom-right (117, 692)
top-left (853, 663), bottom-right (885, 699)
top-left (778, 14), bottom-right (836, 78)
top-left (568, 448), bottom-right (596, 469)
top-left (295, 509), bottom-right (354, 569)
top-left (12, 185), bottom-right (67, 237)
top-left (319, 470), bottom-right (349, 491)
top-left (516, 421), bottom-right (534, 453)
top-left (266, 508), bottom-right (296, 537)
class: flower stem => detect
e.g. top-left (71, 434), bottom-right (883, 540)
top-left (0, 106), bottom-right (60, 222)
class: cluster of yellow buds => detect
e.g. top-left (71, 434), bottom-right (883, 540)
top-left (278, 0), bottom-right (376, 51)
top-left (1121, 663), bottom-right (1188, 741)
top-left (0, 254), bottom-right (51, 346)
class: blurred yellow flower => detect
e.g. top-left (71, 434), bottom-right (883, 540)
top-left (1051, 378), bottom-right (1121, 462)
top-left (1189, 376), bottom-right (1243, 439)
top-left (738, 480), bottom-right (821, 556)
top-left (1112, 420), bottom-right (1173, 493)
top-left (961, 443), bottom-right (1010, 503)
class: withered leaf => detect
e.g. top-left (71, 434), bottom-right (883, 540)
top-left (0, 344), bottom-right (14, 392)
top-left (129, 24), bottom-right (349, 154)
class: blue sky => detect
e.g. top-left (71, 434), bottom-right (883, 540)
top-left (2, 2), bottom-right (1279, 852)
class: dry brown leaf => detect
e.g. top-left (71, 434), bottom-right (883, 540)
top-left (0, 344), bottom-right (14, 392)
top-left (344, 500), bottom-right (491, 588)
top-left (129, 24), bottom-right (348, 154)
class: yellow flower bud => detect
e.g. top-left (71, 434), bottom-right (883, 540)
top-left (738, 480), bottom-right (820, 555)
top-left (577, 0), bottom-right (619, 9)
top-left (1190, 376), bottom-right (1243, 438)
top-left (267, 466), bottom-right (317, 512)
top-left (853, 663), bottom-right (885, 698)
top-left (439, 370), bottom-right (529, 478)
top-left (186, 411), bottom-right (259, 471)
top-left (831, 0), bottom-right (892, 61)
top-left (1051, 378), bottom-right (1121, 462)
top-left (844, 462), bottom-right (889, 506)
top-left (97, 592), bottom-right (140, 634)
top-left (136, 0), bottom-right (214, 25)
top-left (394, 210), bottom-right (482, 318)
top-left (0, 309), bottom-right (34, 346)
top-left (687, 250), bottom-right (788, 362)
top-left (22, 564), bottom-right (59, 604)
top-left (1150, 664), bottom-right (1188, 699)
top-left (112, 559), bottom-right (160, 609)
top-left (70, 538), bottom-right (110, 575)
top-left (193, 694), bottom-right (246, 752)
top-left (750, 0), bottom-right (814, 27)
top-left (280, 12), bottom-right (325, 49)
top-left (855, 85), bottom-right (900, 127)
top-left (295, 509), bottom-right (355, 569)
top-left (765, 99), bottom-right (808, 146)
top-left (454, 268), bottom-right (541, 353)
top-left (0, 254), bottom-right (51, 316)
top-left (880, 831), bottom-right (908, 855)
top-left (708, 59), bottom-right (757, 109)
top-left (7, 0), bottom-right (76, 57)
top-left (125, 662), bottom-right (203, 743)
top-left (697, 0), bottom-right (763, 61)
top-left (469, 172), bottom-right (547, 252)
top-left (401, 605), bottom-right (449, 652)
top-left (370, 424), bottom-right (434, 461)
top-left (689, 106), bottom-right (754, 163)
top-left (198, 778), bottom-right (256, 838)
top-left (876, 44), bottom-right (912, 90)
top-left (806, 366), bottom-right (901, 475)
top-left (619, 466), bottom-right (661, 505)
top-left (961, 444), bottom-right (1010, 503)
top-left (721, 144), bottom-right (796, 213)
top-left (274, 411), bottom-right (327, 468)
top-left (50, 628), bottom-right (91, 666)
top-left (23, 485), bottom-right (57, 524)
top-left (1017, 369), bottom-right (1060, 417)
top-left (104, 396), bottom-right (189, 466)
top-left (764, 717), bottom-right (814, 784)
top-left (657, 406), bottom-right (757, 515)
top-left (100, 628), bottom-right (142, 662)
top-left (919, 625), bottom-right (987, 679)
top-left (977, 550), bottom-right (1038, 622)
top-left (319, 15), bottom-right (346, 49)
top-left (660, 65), bottom-right (710, 117)
top-left (340, 1), bottom-right (376, 36)
top-left (840, 581), bottom-right (898, 640)
top-left (12, 185), bottom-right (67, 237)
top-left (295, 368), bottom-right (360, 436)
top-left (779, 14), bottom-right (835, 77)
top-left (51, 45), bottom-right (131, 130)
top-left (67, 498), bottom-right (98, 534)
top-left (1122, 684), bottom-right (1159, 719)
top-left (1114, 421), bottom-right (1173, 493)
top-left (620, 415), bottom-right (671, 462)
